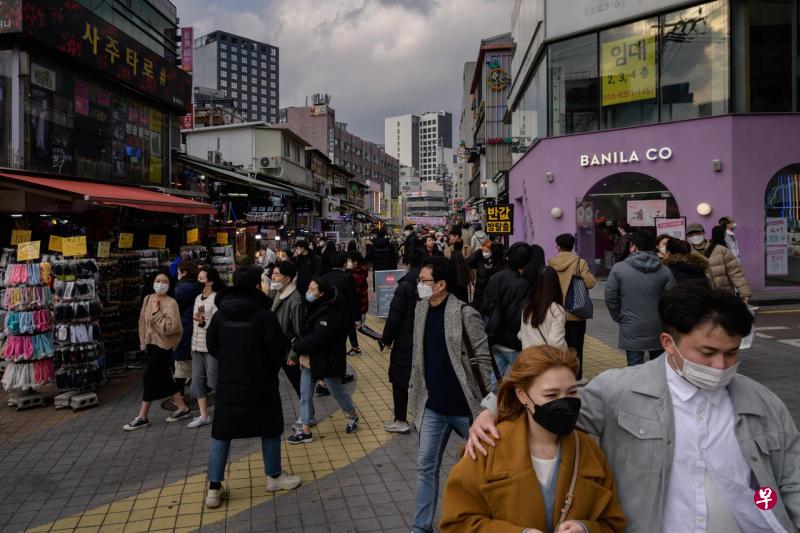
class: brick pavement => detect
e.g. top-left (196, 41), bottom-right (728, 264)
top-left (0, 301), bottom-right (797, 532)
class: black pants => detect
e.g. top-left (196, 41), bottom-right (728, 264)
top-left (392, 383), bottom-right (408, 423)
top-left (282, 359), bottom-right (302, 398)
top-left (564, 320), bottom-right (587, 379)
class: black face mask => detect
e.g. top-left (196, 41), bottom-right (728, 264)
top-left (525, 392), bottom-right (581, 436)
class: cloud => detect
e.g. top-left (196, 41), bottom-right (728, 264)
top-left (173, 0), bottom-right (511, 144)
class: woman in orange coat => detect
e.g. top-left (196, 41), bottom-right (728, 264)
top-left (440, 346), bottom-right (626, 533)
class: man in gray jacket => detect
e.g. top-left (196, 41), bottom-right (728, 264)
top-left (605, 230), bottom-right (675, 366)
top-left (467, 284), bottom-right (800, 533)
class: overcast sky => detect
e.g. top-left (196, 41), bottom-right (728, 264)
top-left (174, 0), bottom-right (511, 145)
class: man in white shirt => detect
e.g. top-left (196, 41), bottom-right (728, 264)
top-left (720, 216), bottom-right (741, 263)
top-left (467, 284), bottom-right (800, 532)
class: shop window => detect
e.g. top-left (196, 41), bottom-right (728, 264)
top-left (600, 18), bottom-right (658, 129)
top-left (0, 51), bottom-right (12, 166)
top-left (764, 166), bottom-right (800, 286)
top-left (660, 1), bottom-right (729, 121)
top-left (512, 54), bottom-right (547, 145)
top-left (549, 33), bottom-right (599, 135)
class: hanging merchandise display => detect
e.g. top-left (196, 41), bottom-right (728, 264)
top-left (109, 253), bottom-right (143, 365)
top-left (211, 245), bottom-right (234, 285)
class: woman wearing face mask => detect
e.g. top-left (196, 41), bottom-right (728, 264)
top-left (173, 261), bottom-right (203, 405)
top-left (466, 238), bottom-right (499, 311)
top-left (346, 252), bottom-right (369, 355)
top-left (440, 346), bottom-right (626, 533)
top-left (124, 272), bottom-right (190, 431)
top-left (187, 266), bottom-right (226, 429)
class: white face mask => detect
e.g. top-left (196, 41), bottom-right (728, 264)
top-left (346, 260), bottom-right (354, 269)
top-left (271, 281), bottom-right (283, 291)
top-left (688, 234), bottom-right (705, 246)
top-left (417, 282), bottom-right (433, 300)
top-left (668, 336), bottom-right (739, 391)
top-left (153, 282), bottom-right (169, 295)
top-left (482, 251), bottom-right (491, 259)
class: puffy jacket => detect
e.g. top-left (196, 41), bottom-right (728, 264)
top-left (548, 252), bottom-right (596, 322)
top-left (321, 268), bottom-right (360, 323)
top-left (173, 280), bottom-right (203, 361)
top-left (518, 302), bottom-right (568, 352)
top-left (382, 268), bottom-right (419, 387)
top-left (367, 236), bottom-right (398, 272)
top-left (293, 291), bottom-right (347, 380)
top-left (190, 291), bottom-right (219, 353)
top-left (295, 252), bottom-right (323, 295)
top-left (466, 249), bottom-right (498, 312)
top-left (605, 252), bottom-right (675, 351)
top-left (481, 268), bottom-right (530, 351)
top-left (694, 242), bottom-right (752, 298)
top-left (662, 253), bottom-right (709, 285)
top-left (269, 283), bottom-right (305, 361)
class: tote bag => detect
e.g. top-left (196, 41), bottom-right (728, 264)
top-left (564, 259), bottom-right (594, 319)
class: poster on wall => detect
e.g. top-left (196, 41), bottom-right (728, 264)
top-left (601, 35), bottom-right (657, 106)
top-left (627, 199), bottom-right (666, 227)
top-left (576, 201), bottom-right (594, 229)
top-left (766, 246), bottom-right (789, 276)
top-left (375, 270), bottom-right (405, 318)
top-left (765, 218), bottom-right (788, 246)
top-left (655, 217), bottom-right (686, 240)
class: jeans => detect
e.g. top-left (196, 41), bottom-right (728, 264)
top-left (207, 436), bottom-right (281, 482)
top-left (564, 320), bottom-right (587, 379)
top-left (626, 350), bottom-right (659, 366)
top-left (299, 367), bottom-right (356, 425)
top-left (413, 408), bottom-right (472, 533)
top-left (491, 347), bottom-right (519, 388)
top-left (190, 350), bottom-right (218, 400)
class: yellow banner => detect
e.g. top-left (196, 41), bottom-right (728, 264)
top-left (186, 228), bottom-right (199, 244)
top-left (97, 241), bottom-right (111, 258)
top-left (11, 230), bottom-right (32, 245)
top-left (17, 241), bottom-right (40, 261)
top-left (63, 236), bottom-right (87, 257)
top-left (148, 234), bottom-right (167, 249)
top-left (601, 34), bottom-right (656, 106)
top-left (118, 233), bottom-right (134, 249)
top-left (49, 235), bottom-right (63, 253)
top-left (216, 232), bottom-right (229, 245)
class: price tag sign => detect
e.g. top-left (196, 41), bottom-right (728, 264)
top-left (62, 236), bottom-right (87, 257)
top-left (186, 227), bottom-right (199, 244)
top-left (17, 241), bottom-right (40, 261)
top-left (97, 241), bottom-right (111, 258)
top-left (49, 235), bottom-right (63, 253)
top-left (216, 232), bottom-right (229, 245)
top-left (10, 230), bottom-right (32, 245)
top-left (118, 233), bottom-right (134, 249)
top-left (148, 234), bottom-right (167, 249)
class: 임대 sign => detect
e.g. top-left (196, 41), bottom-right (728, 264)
top-left (375, 270), bottom-right (405, 318)
top-left (601, 34), bottom-right (657, 107)
top-left (486, 204), bottom-right (514, 234)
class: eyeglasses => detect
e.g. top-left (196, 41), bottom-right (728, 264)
top-left (417, 277), bottom-right (435, 286)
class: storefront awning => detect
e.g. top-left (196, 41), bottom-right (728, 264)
top-left (341, 200), bottom-right (368, 214)
top-left (281, 183), bottom-right (322, 201)
top-left (0, 172), bottom-right (216, 216)
top-left (173, 154), bottom-right (294, 196)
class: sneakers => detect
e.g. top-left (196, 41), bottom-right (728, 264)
top-left (288, 431), bottom-right (314, 445)
top-left (166, 409), bottom-right (191, 423)
top-left (383, 420), bottom-right (410, 434)
top-left (291, 418), bottom-right (316, 433)
top-left (187, 415), bottom-right (212, 428)
top-left (123, 417), bottom-right (150, 431)
top-left (205, 485), bottom-right (227, 508)
top-left (347, 347), bottom-right (361, 355)
top-left (266, 471), bottom-right (301, 492)
top-left (346, 414), bottom-right (359, 433)
top-left (342, 374), bottom-right (355, 384)
top-left (315, 383), bottom-right (330, 396)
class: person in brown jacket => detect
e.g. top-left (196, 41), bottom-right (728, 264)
top-left (686, 223), bottom-right (752, 301)
top-left (124, 271), bottom-right (190, 431)
top-left (440, 346), bottom-right (626, 533)
top-left (548, 234), bottom-right (596, 384)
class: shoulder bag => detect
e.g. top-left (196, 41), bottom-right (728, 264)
top-left (564, 259), bottom-right (594, 319)
top-left (555, 434), bottom-right (580, 528)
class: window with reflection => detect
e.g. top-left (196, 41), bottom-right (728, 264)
top-left (600, 18), bottom-right (658, 128)
top-left (660, 1), bottom-right (729, 121)
top-left (550, 34), bottom-right (598, 135)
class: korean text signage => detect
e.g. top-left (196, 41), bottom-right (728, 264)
top-left (601, 35), bottom-right (656, 106)
top-left (655, 218), bottom-right (686, 240)
top-left (627, 200), bottom-right (666, 227)
top-left (486, 204), bottom-right (514, 234)
top-left (0, 0), bottom-right (21, 33)
top-left (18, 0), bottom-right (191, 110)
top-left (247, 205), bottom-right (284, 223)
top-left (766, 218), bottom-right (789, 277)
top-left (375, 270), bottom-right (405, 318)
top-left (580, 147), bottom-right (672, 167)
top-left (180, 27), bottom-right (193, 73)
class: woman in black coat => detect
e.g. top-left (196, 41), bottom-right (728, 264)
top-left (466, 239), bottom-right (499, 312)
top-left (173, 261), bottom-right (203, 392)
top-left (289, 277), bottom-right (359, 444)
top-left (203, 266), bottom-right (299, 507)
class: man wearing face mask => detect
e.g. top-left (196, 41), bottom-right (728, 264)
top-left (719, 216), bottom-right (741, 263)
top-left (293, 240), bottom-right (323, 295)
top-left (686, 223), bottom-right (751, 303)
top-left (409, 256), bottom-right (494, 533)
top-left (402, 224), bottom-right (418, 265)
top-left (467, 284), bottom-right (800, 532)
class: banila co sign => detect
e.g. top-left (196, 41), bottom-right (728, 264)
top-left (580, 147), bottom-right (672, 168)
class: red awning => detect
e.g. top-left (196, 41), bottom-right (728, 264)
top-left (0, 172), bottom-right (216, 216)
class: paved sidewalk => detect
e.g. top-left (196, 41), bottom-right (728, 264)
top-left (0, 302), bottom-right (797, 532)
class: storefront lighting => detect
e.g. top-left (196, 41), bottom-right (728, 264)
top-left (550, 207), bottom-right (563, 219)
top-left (275, 236), bottom-right (281, 241)
top-left (697, 203), bottom-right (712, 216)
top-left (255, 234), bottom-right (262, 240)
top-left (10, 213), bottom-right (22, 218)
top-left (39, 214), bottom-right (50, 217)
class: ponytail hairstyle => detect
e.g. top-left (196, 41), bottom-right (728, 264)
top-left (496, 346), bottom-right (579, 423)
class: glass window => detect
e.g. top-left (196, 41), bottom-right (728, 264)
top-left (261, 88), bottom-right (267, 95)
top-left (242, 75), bottom-right (248, 83)
top-left (261, 62), bottom-right (267, 68)
top-left (220, 70), bottom-right (227, 78)
top-left (242, 67), bottom-right (248, 74)
top-left (220, 61), bottom-right (227, 68)
top-left (231, 82), bottom-right (238, 89)
top-left (0, 51), bottom-right (12, 166)
top-left (660, 1), bottom-right (729, 121)
top-left (600, 18), bottom-right (658, 128)
top-left (220, 79), bottom-right (227, 88)
top-left (232, 73), bottom-right (238, 80)
top-left (283, 138), bottom-right (290, 157)
top-left (550, 34), bottom-right (599, 135)
top-left (220, 52), bottom-right (227, 59)
top-left (270, 98), bottom-right (276, 105)
top-left (271, 64), bottom-right (277, 71)
top-left (512, 55), bottom-right (547, 146)
top-left (232, 63), bottom-right (238, 71)
top-left (220, 43), bottom-right (227, 50)
top-left (231, 91), bottom-right (238, 97)
top-left (764, 165), bottom-right (800, 286)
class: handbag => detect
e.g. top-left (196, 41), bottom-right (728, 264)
top-left (555, 434), bottom-right (580, 529)
top-left (462, 308), bottom-right (489, 397)
top-left (564, 259), bottom-right (594, 319)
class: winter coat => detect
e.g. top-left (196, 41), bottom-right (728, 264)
top-left (449, 245), bottom-right (470, 303)
top-left (518, 302), bottom-right (568, 352)
top-left (402, 233), bottom-right (419, 264)
top-left (138, 294), bottom-right (182, 351)
top-left (613, 233), bottom-right (633, 262)
top-left (172, 280), bottom-right (202, 361)
top-left (292, 292), bottom-right (347, 380)
top-left (316, 244), bottom-right (334, 274)
top-left (549, 252), bottom-right (596, 322)
top-left (695, 241), bottom-right (752, 298)
top-left (348, 265), bottom-right (369, 315)
top-left (466, 250), bottom-right (498, 312)
top-left (268, 283), bottom-right (305, 362)
top-left (662, 253), bottom-right (710, 286)
top-left (605, 252), bottom-right (676, 351)
top-left (382, 267), bottom-right (419, 386)
top-left (190, 291), bottom-right (219, 353)
top-left (367, 236), bottom-right (398, 272)
top-left (206, 287), bottom-right (287, 440)
top-left (321, 268), bottom-right (360, 323)
top-left (295, 252), bottom-right (324, 295)
top-left (469, 230), bottom-right (488, 256)
top-left (481, 268), bottom-right (531, 351)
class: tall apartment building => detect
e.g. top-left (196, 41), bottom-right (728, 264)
top-left (191, 31), bottom-right (280, 124)
top-left (384, 111), bottom-right (453, 182)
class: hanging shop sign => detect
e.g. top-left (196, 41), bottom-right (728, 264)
top-left (97, 241), bottom-right (111, 258)
top-left (148, 234), bottom-right (167, 249)
top-left (17, 241), bottom-right (40, 261)
top-left (247, 205), bottom-right (285, 223)
top-left (17, 0), bottom-right (191, 110)
top-left (10, 229), bottom-right (31, 245)
top-left (627, 200), bottom-right (666, 227)
top-left (216, 232), bottom-right (229, 245)
top-left (49, 235), bottom-right (63, 253)
top-left (601, 34), bottom-right (657, 106)
top-left (180, 27), bottom-right (193, 73)
top-left (580, 147), bottom-right (672, 167)
top-left (118, 233), bottom-right (134, 249)
top-left (486, 204), bottom-right (514, 234)
top-left (655, 217), bottom-right (687, 240)
top-left (186, 228), bottom-right (199, 244)
top-left (62, 236), bottom-right (87, 257)
top-left (487, 61), bottom-right (511, 91)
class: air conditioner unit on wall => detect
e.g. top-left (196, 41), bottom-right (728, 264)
top-left (259, 156), bottom-right (280, 169)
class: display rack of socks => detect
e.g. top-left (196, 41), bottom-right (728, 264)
top-left (1, 261), bottom-right (55, 408)
top-left (96, 259), bottom-right (123, 370)
top-left (211, 245), bottom-right (234, 285)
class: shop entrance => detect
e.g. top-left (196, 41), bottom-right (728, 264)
top-left (577, 172), bottom-right (679, 277)
top-left (764, 165), bottom-right (800, 286)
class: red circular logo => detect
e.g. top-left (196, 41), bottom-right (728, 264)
top-left (754, 486), bottom-right (778, 511)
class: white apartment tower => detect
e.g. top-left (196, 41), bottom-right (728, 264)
top-left (385, 111), bottom-right (453, 182)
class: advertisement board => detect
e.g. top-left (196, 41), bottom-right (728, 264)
top-left (601, 35), bottom-right (656, 106)
top-left (180, 27), bottom-right (193, 72)
top-left (655, 217), bottom-right (686, 240)
top-left (486, 204), bottom-right (514, 234)
top-left (374, 270), bottom-right (405, 318)
top-left (627, 199), bottom-right (666, 227)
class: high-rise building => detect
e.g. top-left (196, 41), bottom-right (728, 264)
top-left (384, 111), bottom-right (453, 182)
top-left (191, 30), bottom-right (280, 124)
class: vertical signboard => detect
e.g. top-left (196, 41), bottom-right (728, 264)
top-left (374, 270), bottom-right (404, 318)
top-left (180, 27), bottom-right (193, 73)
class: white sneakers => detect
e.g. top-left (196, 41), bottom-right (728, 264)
top-left (205, 486), bottom-right (228, 508)
top-left (187, 416), bottom-right (212, 428)
top-left (383, 420), bottom-right (411, 434)
top-left (266, 471), bottom-right (302, 492)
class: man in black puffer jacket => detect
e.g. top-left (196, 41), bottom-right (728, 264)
top-left (204, 266), bottom-right (300, 509)
top-left (367, 228), bottom-right (398, 280)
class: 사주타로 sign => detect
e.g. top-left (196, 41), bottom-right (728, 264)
top-left (486, 204), bottom-right (514, 234)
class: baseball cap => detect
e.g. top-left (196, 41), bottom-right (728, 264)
top-left (686, 223), bottom-right (705, 235)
